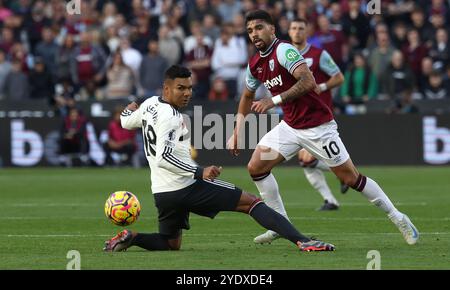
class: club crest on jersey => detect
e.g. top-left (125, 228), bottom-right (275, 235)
top-left (263, 74), bottom-right (283, 90)
top-left (269, 59), bottom-right (275, 71)
top-left (305, 58), bottom-right (313, 67)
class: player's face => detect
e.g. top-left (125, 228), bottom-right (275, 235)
top-left (164, 77), bottom-right (193, 108)
top-left (246, 19), bottom-right (275, 51)
top-left (288, 21), bottom-right (307, 46)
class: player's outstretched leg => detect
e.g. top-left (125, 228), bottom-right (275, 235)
top-left (248, 146), bottom-right (288, 244)
top-left (331, 159), bottom-right (419, 245)
top-left (103, 230), bottom-right (181, 252)
top-left (236, 192), bottom-right (335, 251)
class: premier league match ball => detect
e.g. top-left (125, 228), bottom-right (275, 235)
top-left (105, 191), bottom-right (141, 226)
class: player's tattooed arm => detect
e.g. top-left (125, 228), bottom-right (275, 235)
top-left (279, 63), bottom-right (317, 103)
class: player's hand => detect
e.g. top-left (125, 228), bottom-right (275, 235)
top-left (251, 98), bottom-right (275, 114)
top-left (203, 166), bottom-right (222, 180)
top-left (126, 102), bottom-right (139, 112)
top-left (226, 131), bottom-right (239, 156)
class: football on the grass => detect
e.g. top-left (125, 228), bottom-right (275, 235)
top-left (105, 191), bottom-right (141, 226)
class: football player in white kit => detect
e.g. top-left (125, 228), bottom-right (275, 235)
top-left (103, 65), bottom-right (335, 252)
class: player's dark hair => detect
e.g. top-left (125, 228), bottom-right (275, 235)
top-left (164, 65), bottom-right (192, 80)
top-left (291, 18), bottom-right (309, 26)
top-left (245, 10), bottom-right (274, 26)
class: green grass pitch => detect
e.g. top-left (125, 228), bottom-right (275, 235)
top-left (1, 166), bottom-right (449, 269)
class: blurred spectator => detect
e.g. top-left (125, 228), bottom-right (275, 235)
top-left (167, 5), bottom-right (186, 45)
top-left (56, 34), bottom-right (76, 83)
top-left (233, 13), bottom-right (248, 41)
top-left (402, 29), bottom-right (429, 81)
top-left (0, 27), bottom-right (15, 55)
top-left (53, 79), bottom-right (76, 117)
top-left (368, 26), bottom-right (396, 93)
top-left (391, 21), bottom-right (408, 49)
top-left (185, 31), bottom-right (213, 100)
top-left (101, 2), bottom-right (118, 30)
top-left (211, 23), bottom-right (247, 99)
top-left (105, 26), bottom-right (120, 54)
top-left (139, 39), bottom-right (168, 97)
top-left (103, 106), bottom-right (137, 166)
top-left (0, 49), bottom-right (11, 99)
top-left (131, 15), bottom-right (157, 55)
top-left (381, 50), bottom-right (415, 99)
top-left (0, 0), bottom-right (12, 22)
top-left (342, 0), bottom-right (371, 50)
top-left (329, 2), bottom-right (343, 31)
top-left (429, 28), bottom-right (449, 69)
top-left (208, 77), bottom-right (229, 101)
top-left (184, 21), bottom-right (213, 54)
top-left (418, 57), bottom-right (435, 93)
top-left (119, 37), bottom-right (142, 78)
top-left (25, 1), bottom-right (51, 53)
top-left (29, 57), bottom-right (54, 101)
top-left (315, 14), bottom-right (347, 70)
top-left (410, 7), bottom-right (434, 47)
top-left (59, 107), bottom-right (89, 167)
top-left (188, 0), bottom-right (219, 24)
top-left (70, 31), bottom-right (107, 90)
top-left (105, 51), bottom-right (135, 100)
top-left (276, 15), bottom-right (290, 41)
top-left (421, 70), bottom-right (449, 99)
top-left (202, 13), bottom-right (221, 42)
top-left (218, 0), bottom-right (242, 23)
top-left (158, 24), bottom-right (182, 66)
top-left (34, 26), bottom-right (59, 80)
top-left (3, 59), bottom-right (29, 100)
top-left (340, 53), bottom-right (378, 114)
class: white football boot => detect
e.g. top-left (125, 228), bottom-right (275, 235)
top-left (390, 213), bottom-right (419, 245)
top-left (253, 230), bottom-right (280, 244)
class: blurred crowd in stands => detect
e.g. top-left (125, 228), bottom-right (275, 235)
top-left (0, 0), bottom-right (449, 117)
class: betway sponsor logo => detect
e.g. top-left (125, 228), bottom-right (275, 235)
top-left (263, 75), bottom-right (283, 90)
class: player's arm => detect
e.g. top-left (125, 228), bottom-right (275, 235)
top-left (278, 62), bottom-right (317, 102)
top-left (251, 44), bottom-right (316, 113)
top-left (227, 65), bottom-right (258, 156)
top-left (120, 102), bottom-right (142, 129)
top-left (317, 50), bottom-right (344, 93)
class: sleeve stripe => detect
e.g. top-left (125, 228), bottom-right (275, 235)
top-left (289, 60), bottom-right (305, 74)
top-left (162, 147), bottom-right (197, 173)
top-left (245, 83), bottom-right (257, 92)
top-left (121, 109), bottom-right (133, 116)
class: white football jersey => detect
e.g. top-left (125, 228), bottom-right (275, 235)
top-left (120, 97), bottom-right (202, 193)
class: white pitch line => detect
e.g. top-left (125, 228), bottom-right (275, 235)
top-left (10, 202), bottom-right (430, 207)
top-left (3, 216), bottom-right (450, 221)
top-left (3, 232), bottom-right (450, 238)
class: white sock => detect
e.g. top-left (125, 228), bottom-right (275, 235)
top-left (360, 177), bottom-right (402, 220)
top-left (315, 160), bottom-right (330, 171)
top-left (304, 168), bottom-right (339, 205)
top-left (253, 173), bottom-right (290, 221)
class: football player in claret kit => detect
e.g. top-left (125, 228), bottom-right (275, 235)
top-left (227, 10), bottom-right (419, 245)
top-left (103, 65), bottom-right (335, 252)
top-left (289, 18), bottom-right (348, 211)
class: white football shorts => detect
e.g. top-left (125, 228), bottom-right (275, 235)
top-left (257, 120), bottom-right (350, 167)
